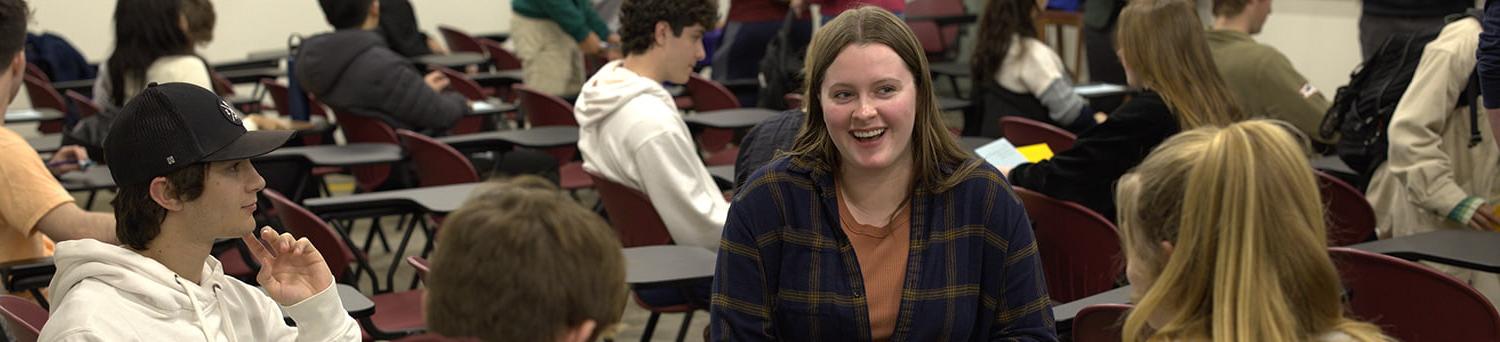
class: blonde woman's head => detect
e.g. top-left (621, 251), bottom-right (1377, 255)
top-left (1116, 120), bottom-right (1387, 342)
top-left (1116, 0), bottom-right (1244, 129)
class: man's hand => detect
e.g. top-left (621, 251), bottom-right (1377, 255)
top-left (48, 145), bottom-right (91, 175)
top-left (424, 71), bottom-right (451, 92)
top-left (1471, 204), bottom-right (1500, 231)
top-left (244, 227), bottom-right (335, 306)
top-left (426, 36), bottom-right (449, 55)
top-left (579, 32), bottom-right (604, 56)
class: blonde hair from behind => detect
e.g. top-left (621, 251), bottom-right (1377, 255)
top-left (786, 6), bottom-right (979, 193)
top-left (1116, 0), bottom-right (1244, 129)
top-left (1116, 120), bottom-right (1389, 342)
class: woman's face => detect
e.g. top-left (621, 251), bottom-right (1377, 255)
top-left (819, 43), bottom-right (918, 176)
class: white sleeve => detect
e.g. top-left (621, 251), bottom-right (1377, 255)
top-left (631, 129), bottom-right (730, 251)
top-left (145, 57), bottom-right (214, 92)
top-left (260, 284), bottom-right (362, 342)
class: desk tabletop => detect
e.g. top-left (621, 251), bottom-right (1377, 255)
top-left (683, 108), bottom-right (779, 130)
top-left (6, 108), bottom-right (64, 124)
top-left (260, 143), bottom-right (403, 167)
top-left (471, 70), bottom-right (524, 88)
top-left (623, 245), bottom-right (717, 285)
top-left (959, 136), bottom-right (995, 151)
top-left (218, 67), bottom-right (284, 84)
top-left (938, 97), bottom-right (971, 112)
top-left (51, 79), bottom-right (95, 95)
top-left (305, 183), bottom-right (481, 215)
top-left (59, 166), bottom-right (115, 192)
top-left (414, 52), bottom-right (487, 68)
top-left (707, 165), bottom-right (734, 186)
top-left (28, 134), bottom-right (62, 154)
top-left (1351, 229), bottom-right (1500, 273)
top-left (1312, 154), bottom-right (1357, 176)
top-left (471, 99), bottom-right (518, 116)
top-left (437, 126), bottom-right (580, 150)
top-left (1052, 286), bottom-right (1131, 322)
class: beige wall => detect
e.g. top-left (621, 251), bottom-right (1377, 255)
top-left (1255, 0), bottom-right (1364, 98)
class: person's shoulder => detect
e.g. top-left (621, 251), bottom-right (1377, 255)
top-left (149, 55), bottom-right (208, 73)
top-left (1112, 91), bottom-right (1171, 119)
top-left (942, 158), bottom-right (1012, 194)
top-left (737, 155), bottom-right (820, 197)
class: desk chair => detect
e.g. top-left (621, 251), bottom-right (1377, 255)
top-left (23, 63), bottom-right (47, 82)
top-left (0, 295), bottom-right (45, 342)
top-left (587, 172), bottom-right (701, 342)
top-left (1000, 116), bottom-right (1077, 152)
top-left (63, 90), bottom-right (97, 119)
top-left (324, 110), bottom-right (407, 254)
top-left (514, 85), bottom-right (593, 191)
top-left (1036, 10), bottom-right (1085, 82)
top-left (1014, 187), bottom-right (1122, 303)
top-left (21, 75), bottom-right (66, 134)
top-left (907, 0), bottom-right (968, 96)
top-left (684, 75), bottom-right (740, 163)
top-left (1072, 303), bottom-right (1130, 342)
top-left (264, 190), bottom-right (427, 341)
top-left (477, 38), bottom-right (522, 102)
top-left (1331, 247), bottom-right (1500, 342)
top-left (397, 129), bottom-right (477, 266)
top-left (437, 26), bottom-right (484, 55)
top-left (433, 67), bottom-right (493, 135)
top-left (1317, 171), bottom-right (1376, 246)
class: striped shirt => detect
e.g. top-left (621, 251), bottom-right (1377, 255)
top-left (710, 156), bottom-right (1058, 341)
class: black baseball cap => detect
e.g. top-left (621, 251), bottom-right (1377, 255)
top-left (104, 82), bottom-right (293, 186)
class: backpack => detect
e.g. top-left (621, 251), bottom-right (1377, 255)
top-left (756, 12), bottom-right (808, 110)
top-left (1319, 15), bottom-right (1482, 189)
top-left (24, 32), bottom-right (96, 82)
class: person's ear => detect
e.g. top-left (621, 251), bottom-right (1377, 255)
top-left (370, 0), bottom-right (381, 19)
top-left (7, 52), bottom-right (22, 79)
top-left (1159, 240), bottom-right (1175, 259)
top-left (559, 320), bottom-right (598, 342)
top-left (654, 21), bottom-right (672, 47)
top-left (149, 177), bottom-right (185, 211)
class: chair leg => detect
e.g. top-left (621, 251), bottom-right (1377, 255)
top-left (640, 312), bottom-right (660, 342)
top-left (675, 311), bottom-right (695, 342)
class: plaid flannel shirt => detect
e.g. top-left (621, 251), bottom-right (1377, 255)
top-left (710, 156), bottom-right (1058, 341)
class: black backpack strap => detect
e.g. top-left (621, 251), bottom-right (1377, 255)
top-left (1470, 71), bottom-right (1483, 148)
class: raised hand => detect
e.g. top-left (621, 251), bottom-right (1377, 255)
top-left (243, 227), bottom-right (335, 306)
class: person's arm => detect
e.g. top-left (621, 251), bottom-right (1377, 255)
top-left (1015, 44), bottom-right (1093, 130)
top-left (1385, 23), bottom-right (1486, 226)
top-left (378, 51), bottom-right (470, 131)
top-left (377, 0), bottom-right (434, 57)
top-left (243, 227), bottom-right (362, 341)
top-left (631, 122), bottom-right (731, 251)
top-left (531, 0), bottom-right (602, 44)
top-left (1254, 50), bottom-right (1332, 142)
top-left (1006, 98), bottom-right (1173, 204)
top-left (1478, 0), bottom-right (1500, 110)
top-left (34, 204), bottom-right (116, 244)
top-left (987, 183), bottom-right (1057, 341)
top-left (709, 180), bottom-right (781, 341)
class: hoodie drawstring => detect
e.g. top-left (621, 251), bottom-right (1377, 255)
top-left (213, 284), bottom-right (240, 342)
top-left (175, 275), bottom-right (218, 341)
top-left (175, 276), bottom-right (241, 342)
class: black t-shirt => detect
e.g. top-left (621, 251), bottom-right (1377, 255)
top-left (1363, 0), bottom-right (1472, 17)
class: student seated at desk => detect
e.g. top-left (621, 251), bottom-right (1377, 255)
top-left (1207, 0), bottom-right (1333, 148)
top-left (1116, 120), bottom-right (1389, 342)
top-left (298, 0), bottom-right (470, 135)
top-left (0, 0), bottom-right (115, 302)
top-left (967, 0), bottom-right (1100, 137)
top-left (92, 0), bottom-right (216, 114)
top-left (39, 83), bottom-right (359, 341)
top-left (423, 176), bottom-right (626, 342)
top-left (1005, 0), bottom-right (1243, 221)
top-left (712, 7), bottom-right (1055, 340)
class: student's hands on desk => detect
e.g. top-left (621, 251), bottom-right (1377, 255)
top-left (1471, 204), bottom-right (1500, 232)
top-left (47, 145), bottom-right (91, 175)
top-left (244, 227), bottom-right (334, 306)
top-left (425, 71), bottom-right (451, 92)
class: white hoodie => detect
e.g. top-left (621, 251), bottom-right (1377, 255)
top-left (38, 239), bottom-right (360, 341)
top-left (574, 61), bottom-right (729, 251)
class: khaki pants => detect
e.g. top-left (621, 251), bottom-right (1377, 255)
top-left (511, 14), bottom-right (585, 97)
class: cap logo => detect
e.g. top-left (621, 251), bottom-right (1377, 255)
top-left (166, 156), bottom-right (176, 165)
top-left (220, 100), bottom-right (243, 126)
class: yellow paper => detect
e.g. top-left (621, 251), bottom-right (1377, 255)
top-left (1016, 143), bottom-right (1055, 163)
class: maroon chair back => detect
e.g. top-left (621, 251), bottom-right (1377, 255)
top-left (21, 75), bottom-right (66, 133)
top-left (437, 26), bottom-right (483, 54)
top-left (1317, 171), bottom-right (1375, 246)
top-left (685, 75), bottom-right (740, 111)
top-left (64, 90), bottom-right (99, 119)
top-left (0, 295), bottom-right (45, 342)
top-left (262, 79), bottom-right (291, 115)
top-left (406, 256), bottom-right (430, 282)
top-left (1330, 247), bottom-right (1500, 342)
top-left (587, 172), bottom-right (674, 247)
top-left (330, 110), bottom-right (401, 192)
top-left (1013, 187), bottom-right (1122, 302)
top-left (210, 72), bottom-right (236, 97)
top-left (514, 85), bottom-right (580, 165)
top-left (397, 129), bottom-right (478, 187)
top-left (1000, 116), bottom-right (1077, 152)
top-left (906, 0), bottom-right (964, 56)
top-left (23, 63), bottom-right (48, 82)
top-left (433, 67), bottom-right (490, 134)
top-left (478, 39), bottom-right (522, 71)
top-left (1073, 303), bottom-right (1130, 342)
top-left (262, 189), bottom-right (360, 281)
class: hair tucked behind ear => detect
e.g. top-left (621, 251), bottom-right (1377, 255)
top-left (1117, 120), bottom-right (1389, 342)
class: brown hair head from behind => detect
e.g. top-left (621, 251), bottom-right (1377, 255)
top-left (425, 175), bottom-right (628, 342)
top-left (1116, 0), bottom-right (1244, 130)
top-left (787, 6), bottom-right (978, 193)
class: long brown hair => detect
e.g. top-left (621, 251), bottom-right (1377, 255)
top-left (971, 0), bottom-right (1040, 83)
top-left (786, 6), bottom-right (977, 193)
top-left (1117, 120), bottom-right (1389, 342)
top-left (1116, 0), bottom-right (1244, 129)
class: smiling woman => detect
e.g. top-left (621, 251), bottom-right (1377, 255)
top-left (710, 6), bottom-right (1058, 341)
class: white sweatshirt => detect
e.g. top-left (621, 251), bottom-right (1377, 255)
top-left (573, 61), bottom-right (728, 251)
top-left (38, 239), bottom-right (360, 341)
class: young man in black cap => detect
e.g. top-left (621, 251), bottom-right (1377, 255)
top-left (39, 83), bottom-right (360, 340)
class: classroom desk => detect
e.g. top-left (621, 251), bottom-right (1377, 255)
top-left (213, 55), bottom-right (281, 72)
top-left (1313, 154), bottom-right (1357, 176)
top-left (707, 165), bottom-right (734, 186)
top-left (959, 136), bottom-right (995, 151)
top-left (0, 257), bottom-right (55, 308)
top-left (259, 143), bottom-right (404, 167)
top-left (683, 108), bottom-right (778, 130)
top-left (623, 245), bottom-right (716, 286)
top-left (414, 52), bottom-right (487, 70)
top-left (928, 62), bottom-right (970, 78)
top-left (470, 99), bottom-right (518, 116)
top-left (27, 134), bottom-right (62, 154)
top-left (218, 67), bottom-right (285, 84)
top-left (58, 166), bottom-right (115, 192)
top-left (939, 97), bottom-right (972, 112)
top-left (1351, 229), bottom-right (1500, 273)
top-left (5, 108), bottom-right (63, 124)
top-left (245, 49), bottom-right (291, 62)
top-left (474, 32), bottom-right (510, 43)
top-left (470, 70), bottom-right (524, 89)
top-left (436, 126), bottom-right (580, 151)
top-left (1052, 286), bottom-right (1131, 323)
top-left (51, 79), bottom-right (94, 96)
